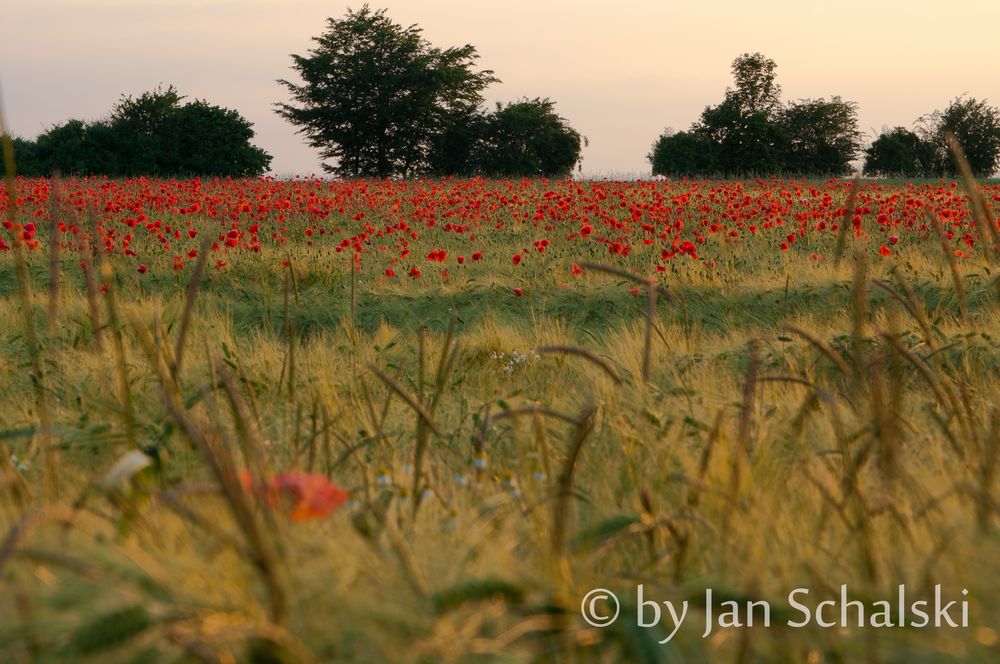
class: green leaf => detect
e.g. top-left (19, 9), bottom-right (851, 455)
top-left (571, 514), bottom-right (641, 553)
top-left (641, 409), bottom-right (662, 428)
top-left (683, 416), bottom-right (709, 432)
top-left (0, 426), bottom-right (36, 442)
top-left (67, 605), bottom-right (153, 655)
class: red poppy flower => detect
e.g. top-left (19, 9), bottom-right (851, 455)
top-left (240, 471), bottom-right (348, 521)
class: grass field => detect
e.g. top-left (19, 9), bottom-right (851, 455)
top-left (1, 175), bottom-right (999, 662)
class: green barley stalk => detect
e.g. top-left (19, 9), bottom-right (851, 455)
top-left (978, 409), bottom-right (999, 532)
top-left (783, 323), bottom-right (852, 377)
top-left (535, 345), bottom-right (622, 384)
top-left (367, 364), bottom-right (444, 439)
top-left (643, 278), bottom-right (657, 382)
top-left (551, 404), bottom-right (596, 568)
top-left (97, 241), bottom-right (138, 450)
top-left (80, 208), bottom-right (104, 352)
top-left (381, 316), bottom-right (458, 520)
top-left (146, 343), bottom-right (288, 625)
top-left (46, 175), bottom-right (60, 339)
top-left (926, 208), bottom-right (968, 322)
top-left (278, 264), bottom-right (297, 403)
top-left (834, 177), bottom-right (861, 265)
top-left (532, 409), bottom-right (552, 490)
top-left (1, 110), bottom-right (57, 498)
top-left (945, 130), bottom-right (1000, 261)
top-left (578, 262), bottom-right (670, 383)
top-left (850, 249), bottom-right (869, 378)
top-left (216, 358), bottom-right (287, 553)
top-left (172, 236), bottom-right (212, 378)
top-left (737, 339), bottom-right (761, 459)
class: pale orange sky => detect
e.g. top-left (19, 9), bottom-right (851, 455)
top-left (3, 0), bottom-right (999, 176)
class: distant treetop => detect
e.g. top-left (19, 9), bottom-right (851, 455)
top-left (12, 86), bottom-right (272, 178)
top-left (277, 5), bottom-right (582, 179)
top-left (649, 53), bottom-right (862, 177)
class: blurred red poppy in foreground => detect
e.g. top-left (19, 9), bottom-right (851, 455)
top-left (240, 471), bottom-right (349, 521)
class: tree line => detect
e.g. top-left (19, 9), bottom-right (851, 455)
top-left (11, 5), bottom-right (582, 180)
top-left (12, 87), bottom-right (272, 178)
top-left (649, 52), bottom-right (1000, 179)
top-left (8, 5), bottom-right (1000, 179)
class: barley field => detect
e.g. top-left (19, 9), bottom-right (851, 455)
top-left (0, 174), bottom-right (998, 662)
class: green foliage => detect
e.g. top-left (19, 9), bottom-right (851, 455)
top-left (474, 98), bottom-right (583, 177)
top-left (649, 53), bottom-right (862, 176)
top-left (66, 605), bottom-right (153, 655)
top-left (694, 54), bottom-right (788, 176)
top-left (864, 98), bottom-right (1000, 178)
top-left (278, 7), bottom-right (582, 178)
top-left (727, 52), bottom-right (782, 117)
top-left (863, 127), bottom-right (936, 177)
top-left (33, 120), bottom-right (115, 176)
top-left (427, 108), bottom-right (490, 177)
top-left (919, 96), bottom-right (1000, 177)
top-left (277, 4), bottom-right (498, 178)
top-left (108, 86), bottom-right (185, 175)
top-left (781, 97), bottom-right (862, 175)
top-left (570, 514), bottom-right (641, 553)
top-left (648, 130), bottom-right (718, 176)
top-left (695, 96), bottom-right (788, 175)
top-left (10, 136), bottom-right (44, 177)
top-left (14, 86), bottom-right (271, 177)
top-left (174, 100), bottom-right (272, 177)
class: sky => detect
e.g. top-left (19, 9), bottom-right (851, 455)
top-left (3, 0), bottom-right (1000, 177)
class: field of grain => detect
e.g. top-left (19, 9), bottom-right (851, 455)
top-left (0, 175), bottom-right (998, 662)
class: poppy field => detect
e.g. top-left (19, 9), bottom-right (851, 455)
top-left (1, 175), bottom-right (999, 662)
